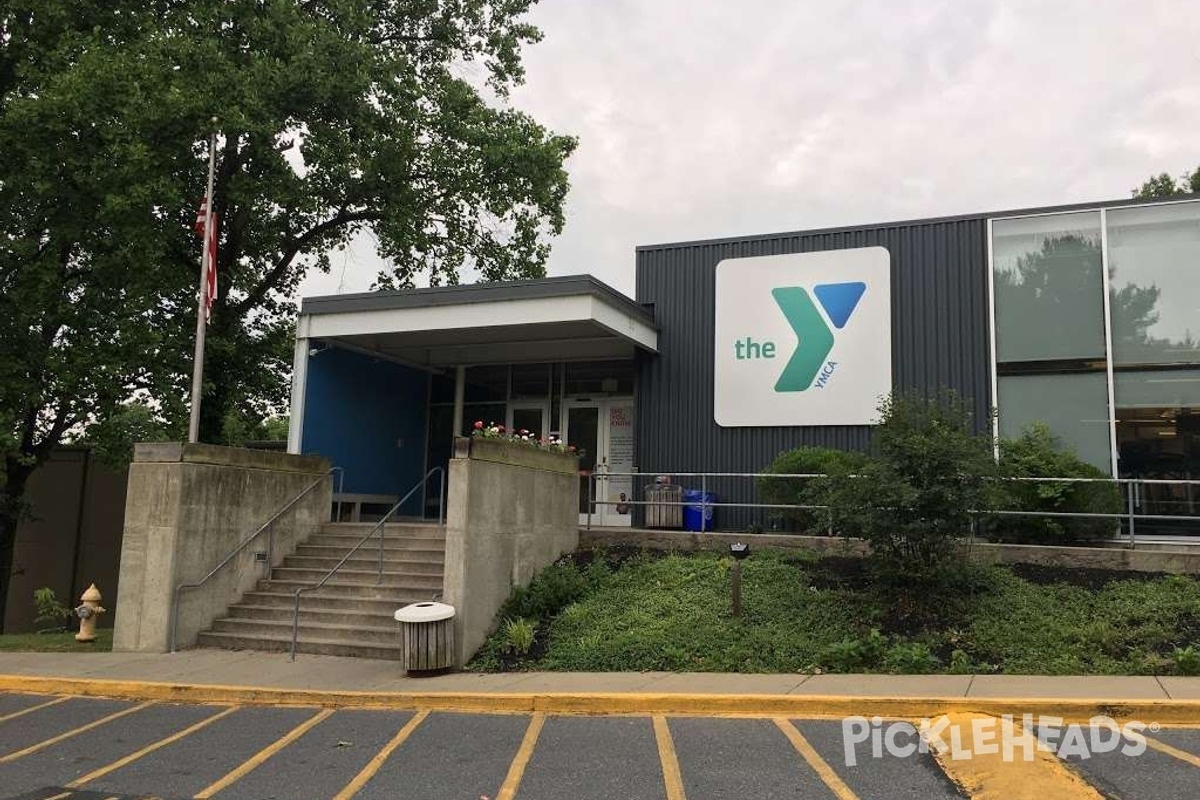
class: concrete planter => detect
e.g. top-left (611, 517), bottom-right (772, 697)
top-left (460, 436), bottom-right (579, 475)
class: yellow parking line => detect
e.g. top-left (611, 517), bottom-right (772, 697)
top-left (0, 695), bottom-right (71, 724)
top-left (496, 713), bottom-right (546, 800)
top-left (41, 792), bottom-right (74, 800)
top-left (194, 708), bottom-right (334, 798)
top-left (1143, 733), bottom-right (1200, 768)
top-left (332, 710), bottom-right (429, 800)
top-left (67, 706), bottom-right (239, 787)
top-left (0, 701), bottom-right (155, 762)
top-left (774, 718), bottom-right (859, 800)
top-left (653, 716), bottom-right (687, 800)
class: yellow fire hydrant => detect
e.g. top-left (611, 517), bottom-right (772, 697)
top-left (74, 584), bottom-right (105, 643)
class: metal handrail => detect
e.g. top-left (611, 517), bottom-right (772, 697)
top-left (289, 466), bottom-right (445, 660)
top-left (171, 466), bottom-right (344, 653)
top-left (585, 470), bottom-right (1200, 546)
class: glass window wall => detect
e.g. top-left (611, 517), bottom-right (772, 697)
top-left (1107, 203), bottom-right (1200, 365)
top-left (992, 212), bottom-right (1105, 363)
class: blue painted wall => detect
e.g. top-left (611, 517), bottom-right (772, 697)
top-left (301, 346), bottom-right (428, 515)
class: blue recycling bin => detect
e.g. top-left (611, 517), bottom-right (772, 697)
top-left (682, 490), bottom-right (716, 531)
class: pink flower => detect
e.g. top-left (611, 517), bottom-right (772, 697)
top-left (473, 421), bottom-right (483, 430)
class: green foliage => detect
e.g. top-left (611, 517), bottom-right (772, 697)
top-left (883, 641), bottom-right (940, 674)
top-left (470, 549), bottom-right (1200, 676)
top-left (0, 629), bottom-right (113, 652)
top-left (83, 404), bottom-right (180, 469)
top-left (826, 390), bottom-right (1000, 587)
top-left (32, 588), bottom-right (71, 631)
top-left (948, 649), bottom-right (973, 674)
top-left (967, 570), bottom-right (1200, 675)
top-left (220, 411), bottom-right (290, 446)
top-left (757, 447), bottom-right (869, 533)
top-left (0, 0), bottom-right (575, 628)
top-left (501, 617), bottom-right (537, 656)
top-left (988, 423), bottom-right (1123, 545)
top-left (1172, 646), bottom-right (1200, 676)
top-left (818, 629), bottom-right (888, 672)
top-left (502, 562), bottom-right (592, 623)
top-left (1133, 167), bottom-right (1200, 198)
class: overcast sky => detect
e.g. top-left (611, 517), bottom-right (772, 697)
top-left (300, 0), bottom-right (1200, 299)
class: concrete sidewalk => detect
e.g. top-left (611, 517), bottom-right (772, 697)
top-left (1, 649), bottom-right (1198, 702)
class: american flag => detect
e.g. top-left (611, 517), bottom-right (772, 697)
top-left (195, 197), bottom-right (218, 322)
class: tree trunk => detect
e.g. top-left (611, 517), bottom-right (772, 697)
top-left (0, 461), bottom-right (35, 634)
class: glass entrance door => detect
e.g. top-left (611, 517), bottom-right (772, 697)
top-left (565, 399), bottom-right (635, 526)
top-left (507, 403), bottom-right (550, 442)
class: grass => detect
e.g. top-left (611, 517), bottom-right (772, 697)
top-left (468, 549), bottom-right (1200, 676)
top-left (0, 629), bottom-right (113, 652)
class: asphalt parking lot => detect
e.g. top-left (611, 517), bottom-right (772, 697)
top-left (0, 692), bottom-right (1196, 799)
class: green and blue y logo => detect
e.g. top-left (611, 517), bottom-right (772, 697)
top-left (714, 247), bottom-right (891, 428)
top-left (770, 282), bottom-right (866, 392)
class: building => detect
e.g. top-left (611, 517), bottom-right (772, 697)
top-left (289, 195), bottom-right (1200, 532)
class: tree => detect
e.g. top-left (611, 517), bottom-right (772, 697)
top-left (826, 390), bottom-right (1001, 587)
top-left (1134, 167), bottom-right (1200, 198)
top-left (0, 1), bottom-right (576, 630)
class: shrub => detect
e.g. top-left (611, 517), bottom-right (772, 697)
top-left (1173, 645), bottom-right (1200, 676)
top-left (827, 390), bottom-right (1001, 588)
top-left (817, 628), bottom-right (888, 672)
top-left (501, 617), bottom-right (537, 656)
top-left (502, 563), bottom-right (591, 622)
top-left (757, 447), bottom-right (869, 533)
top-left (33, 587), bottom-right (71, 632)
top-left (988, 423), bottom-right (1123, 545)
top-left (883, 641), bottom-right (940, 674)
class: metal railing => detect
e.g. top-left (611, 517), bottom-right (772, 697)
top-left (170, 466), bottom-right (344, 653)
top-left (289, 466), bottom-right (445, 660)
top-left (584, 470), bottom-right (1200, 546)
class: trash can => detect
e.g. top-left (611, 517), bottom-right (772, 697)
top-left (682, 490), bottom-right (716, 531)
top-left (644, 484), bottom-right (683, 528)
top-left (394, 601), bottom-right (456, 673)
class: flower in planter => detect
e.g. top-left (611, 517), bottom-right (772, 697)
top-left (473, 420), bottom-right (484, 430)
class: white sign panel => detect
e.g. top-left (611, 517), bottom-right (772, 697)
top-left (714, 247), bottom-right (892, 427)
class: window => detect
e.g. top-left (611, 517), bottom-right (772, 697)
top-left (1107, 203), bottom-right (1200, 366)
top-left (990, 199), bottom-right (1200, 484)
top-left (992, 212), bottom-right (1105, 363)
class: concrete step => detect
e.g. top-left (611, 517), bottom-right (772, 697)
top-left (269, 567), bottom-right (443, 589)
top-left (281, 555), bottom-right (444, 575)
top-left (226, 604), bottom-right (400, 627)
top-left (319, 522), bottom-right (445, 539)
top-left (304, 534), bottom-right (446, 552)
top-left (210, 617), bottom-right (401, 646)
top-left (194, 630), bottom-right (401, 661)
top-left (293, 544), bottom-right (445, 562)
top-left (239, 591), bottom-right (429, 614)
top-left (257, 579), bottom-right (439, 601)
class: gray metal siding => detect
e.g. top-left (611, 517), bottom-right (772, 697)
top-left (634, 218), bottom-right (991, 484)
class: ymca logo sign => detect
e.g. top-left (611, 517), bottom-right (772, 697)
top-left (771, 282), bottom-right (866, 391)
top-left (714, 248), bottom-right (891, 427)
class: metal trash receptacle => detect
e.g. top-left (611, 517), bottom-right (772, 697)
top-left (394, 601), bottom-right (456, 673)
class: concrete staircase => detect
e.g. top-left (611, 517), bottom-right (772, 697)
top-left (195, 522), bottom-right (445, 660)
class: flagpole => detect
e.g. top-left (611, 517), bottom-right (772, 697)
top-left (188, 127), bottom-right (218, 443)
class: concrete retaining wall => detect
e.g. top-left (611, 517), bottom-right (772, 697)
top-left (443, 437), bottom-right (579, 665)
top-left (578, 529), bottom-right (1200, 574)
top-left (113, 443), bottom-right (331, 653)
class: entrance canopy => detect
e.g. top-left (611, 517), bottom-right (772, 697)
top-left (296, 275), bottom-right (657, 367)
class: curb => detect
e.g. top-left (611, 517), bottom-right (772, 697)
top-left (2, 675), bottom-right (1199, 723)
